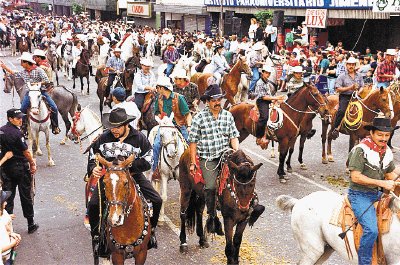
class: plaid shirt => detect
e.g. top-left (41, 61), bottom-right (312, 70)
top-left (164, 48), bottom-right (180, 64)
top-left (173, 82), bottom-right (200, 110)
top-left (189, 107), bottom-right (239, 159)
top-left (16, 66), bottom-right (49, 86)
top-left (106, 56), bottom-right (125, 72)
top-left (249, 50), bottom-right (264, 68)
top-left (255, 78), bottom-right (274, 99)
top-left (376, 60), bottom-right (396, 82)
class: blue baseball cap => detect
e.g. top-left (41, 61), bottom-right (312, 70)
top-left (112, 87), bottom-right (126, 101)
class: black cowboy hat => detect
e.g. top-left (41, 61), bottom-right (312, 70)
top-left (102, 108), bottom-right (135, 129)
top-left (214, 45), bottom-right (224, 53)
top-left (0, 190), bottom-right (11, 205)
top-left (200, 84), bottom-right (226, 102)
top-left (364, 117), bottom-right (393, 132)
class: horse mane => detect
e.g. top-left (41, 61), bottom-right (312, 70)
top-left (229, 149), bottom-right (253, 166)
top-left (83, 106), bottom-right (101, 124)
top-left (286, 84), bottom-right (307, 103)
top-left (363, 87), bottom-right (383, 101)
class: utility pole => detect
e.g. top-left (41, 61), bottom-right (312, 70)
top-left (219, 0), bottom-right (223, 37)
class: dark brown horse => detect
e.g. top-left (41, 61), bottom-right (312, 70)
top-left (18, 36), bottom-right (29, 53)
top-left (178, 149), bottom-right (262, 265)
top-left (191, 55), bottom-right (252, 109)
top-left (95, 154), bottom-right (150, 265)
top-left (123, 54), bottom-right (141, 96)
top-left (137, 92), bottom-right (158, 134)
top-left (74, 49), bottom-right (91, 95)
top-left (230, 84), bottom-right (327, 182)
top-left (321, 87), bottom-right (392, 164)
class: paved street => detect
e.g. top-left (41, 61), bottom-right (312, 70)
top-left (1, 50), bottom-right (400, 265)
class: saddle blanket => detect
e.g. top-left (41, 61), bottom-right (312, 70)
top-left (267, 106), bottom-right (284, 130)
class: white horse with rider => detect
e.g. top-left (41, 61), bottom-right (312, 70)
top-left (157, 54), bottom-right (193, 80)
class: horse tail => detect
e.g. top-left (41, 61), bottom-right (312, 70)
top-left (276, 195), bottom-right (298, 212)
top-left (185, 190), bottom-right (197, 234)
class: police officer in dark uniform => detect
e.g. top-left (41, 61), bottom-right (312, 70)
top-left (87, 108), bottom-right (162, 252)
top-left (0, 108), bottom-right (39, 234)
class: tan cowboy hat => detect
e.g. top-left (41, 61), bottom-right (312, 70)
top-left (205, 38), bottom-right (214, 43)
top-left (140, 58), bottom-right (153, 67)
top-left (174, 69), bottom-right (189, 80)
top-left (19, 52), bottom-right (35, 64)
top-left (386, 49), bottom-right (396, 56)
top-left (156, 76), bottom-right (173, 91)
top-left (33, 49), bottom-right (46, 58)
top-left (262, 65), bottom-right (273, 73)
top-left (346, 57), bottom-right (357, 64)
top-left (292, 66), bottom-right (303, 73)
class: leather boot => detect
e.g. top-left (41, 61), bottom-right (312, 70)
top-left (147, 227), bottom-right (158, 250)
top-left (89, 65), bottom-right (95, 76)
top-left (205, 189), bottom-right (224, 235)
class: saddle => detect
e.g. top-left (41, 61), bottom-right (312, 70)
top-left (332, 194), bottom-right (394, 264)
top-left (142, 93), bottom-right (155, 113)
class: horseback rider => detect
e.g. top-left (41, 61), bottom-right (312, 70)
top-left (376, 49), bottom-right (398, 89)
top-left (212, 45), bottom-right (230, 85)
top-left (347, 116), bottom-right (398, 265)
top-left (104, 47), bottom-right (125, 105)
top-left (172, 69), bottom-right (200, 114)
top-left (163, 41), bottom-right (180, 77)
top-left (111, 87), bottom-right (141, 130)
top-left (71, 40), bottom-right (83, 78)
top-left (331, 57), bottom-right (364, 140)
top-left (189, 84), bottom-right (265, 234)
top-left (32, 49), bottom-right (52, 82)
top-left (133, 58), bottom-right (157, 111)
top-left (60, 25), bottom-right (72, 58)
top-left (0, 52), bottom-right (61, 135)
top-left (255, 65), bottom-right (286, 148)
top-left (286, 65), bottom-right (304, 93)
top-left (87, 108), bottom-right (162, 251)
top-left (160, 28), bottom-right (174, 60)
top-left (248, 42), bottom-right (265, 96)
top-left (152, 76), bottom-right (191, 178)
top-left (193, 34), bottom-right (205, 63)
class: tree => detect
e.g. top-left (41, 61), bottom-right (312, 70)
top-left (254, 10), bottom-right (273, 28)
top-left (72, 3), bottom-right (84, 15)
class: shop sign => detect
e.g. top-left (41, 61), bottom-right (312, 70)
top-left (204, 0), bottom-right (374, 10)
top-left (127, 2), bottom-right (151, 17)
top-left (373, 0), bottom-right (400, 12)
top-left (305, 9), bottom-right (327, 28)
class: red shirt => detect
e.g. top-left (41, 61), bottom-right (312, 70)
top-left (376, 60), bottom-right (396, 82)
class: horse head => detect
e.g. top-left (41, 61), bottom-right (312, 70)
top-left (365, 87), bottom-right (391, 118)
top-left (28, 84), bottom-right (43, 116)
top-left (69, 104), bottom-right (83, 141)
top-left (155, 113), bottom-right (180, 158)
top-left (177, 54), bottom-right (192, 71)
top-left (236, 55), bottom-right (252, 77)
top-left (305, 83), bottom-right (329, 118)
top-left (3, 73), bottom-right (13, 93)
top-left (227, 150), bottom-right (263, 209)
top-left (96, 153), bottom-right (135, 227)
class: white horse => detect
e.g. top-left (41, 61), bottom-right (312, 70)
top-left (145, 38), bottom-right (156, 66)
top-left (157, 54), bottom-right (193, 80)
top-left (276, 191), bottom-right (400, 264)
top-left (68, 104), bottom-right (103, 145)
top-left (27, 84), bottom-right (55, 166)
top-left (61, 42), bottom-right (74, 80)
top-left (148, 114), bottom-right (186, 222)
top-left (98, 42), bottom-right (109, 67)
top-left (120, 34), bottom-right (139, 62)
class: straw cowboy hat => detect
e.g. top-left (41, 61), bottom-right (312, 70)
top-left (140, 58), bottom-right (153, 67)
top-left (346, 57), bottom-right (357, 64)
top-left (252, 42), bottom-right (264, 51)
top-left (33, 49), bottom-right (46, 58)
top-left (292, 66), bottom-right (304, 73)
top-left (19, 52), bottom-right (35, 64)
top-left (102, 108), bottom-right (135, 129)
top-left (156, 76), bottom-right (173, 91)
top-left (205, 38), bottom-right (214, 43)
top-left (262, 65), bottom-right (273, 73)
top-left (113, 47), bottom-right (122, 53)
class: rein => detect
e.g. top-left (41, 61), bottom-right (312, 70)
top-left (353, 92), bottom-right (384, 116)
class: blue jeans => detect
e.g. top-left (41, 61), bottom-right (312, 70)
top-left (152, 125), bottom-right (189, 171)
top-left (249, 67), bottom-right (260, 93)
top-left (376, 82), bottom-right (390, 89)
top-left (348, 189), bottom-right (381, 265)
top-left (166, 63), bottom-right (174, 77)
top-left (327, 77), bottom-right (336, 95)
top-left (21, 91), bottom-right (59, 125)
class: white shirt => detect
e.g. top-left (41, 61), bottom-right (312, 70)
top-left (112, 101), bottom-right (141, 130)
top-left (229, 40), bottom-right (239, 53)
top-left (160, 33), bottom-right (174, 46)
top-left (301, 26), bottom-right (308, 43)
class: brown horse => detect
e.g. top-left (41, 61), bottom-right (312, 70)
top-left (230, 84), bottom-right (327, 181)
top-left (191, 55), bottom-right (252, 109)
top-left (18, 36), bottom-right (29, 53)
top-left (137, 92), bottom-right (158, 134)
top-left (95, 154), bottom-right (150, 265)
top-left (178, 149), bottom-right (263, 265)
top-left (388, 82), bottom-right (400, 150)
top-left (124, 54), bottom-right (141, 95)
top-left (74, 49), bottom-right (91, 95)
top-left (321, 87), bottom-right (392, 164)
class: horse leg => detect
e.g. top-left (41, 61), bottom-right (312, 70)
top-left (60, 112), bottom-right (71, 145)
top-left (55, 69), bottom-right (59, 86)
top-left (298, 133), bottom-right (308, 170)
top-left (80, 76), bottom-right (84, 95)
top-left (73, 76), bottom-right (76, 89)
top-left (327, 127), bottom-right (334, 162)
top-left (111, 253), bottom-right (124, 265)
top-left (232, 220), bottom-right (248, 264)
top-left (179, 188), bottom-right (191, 253)
top-left (321, 121), bottom-right (328, 164)
top-left (223, 217), bottom-right (235, 265)
top-left (277, 139), bottom-right (289, 181)
top-left (159, 175), bottom-right (168, 222)
top-left (45, 128), bottom-right (55, 166)
top-left (34, 129), bottom-right (43, 156)
top-left (286, 145), bottom-right (294, 173)
top-left (87, 76), bottom-right (90, 95)
top-left (196, 193), bottom-right (208, 248)
top-left (134, 250), bottom-right (148, 265)
top-left (270, 140), bottom-right (276, 158)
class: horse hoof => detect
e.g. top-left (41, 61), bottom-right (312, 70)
top-left (287, 168), bottom-right (293, 173)
top-left (36, 151), bottom-right (43, 156)
top-left (300, 164), bottom-right (307, 170)
top-left (158, 216), bottom-right (165, 222)
top-left (322, 158), bottom-right (328, 164)
top-left (345, 168), bottom-right (350, 175)
top-left (328, 156), bottom-right (335, 162)
top-left (270, 153), bottom-right (276, 158)
top-left (60, 140), bottom-right (66, 145)
top-left (48, 160), bottom-right (55, 167)
top-left (279, 177), bottom-right (287, 184)
top-left (180, 244), bottom-right (189, 253)
top-left (284, 175), bottom-right (290, 180)
top-left (199, 240), bottom-right (209, 248)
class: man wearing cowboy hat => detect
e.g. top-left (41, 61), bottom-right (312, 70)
top-left (87, 108), bottom-right (162, 251)
top-left (104, 47), bottom-right (125, 105)
top-left (376, 49), bottom-right (398, 89)
top-left (133, 58), bottom-right (157, 111)
top-left (32, 49), bottom-right (52, 81)
top-left (248, 42), bottom-right (266, 95)
top-left (254, 65), bottom-right (286, 149)
top-left (193, 34), bottom-right (206, 63)
top-left (160, 28), bottom-right (174, 60)
top-left (212, 45), bottom-right (230, 85)
top-left (0, 53), bottom-right (61, 135)
top-left (286, 65), bottom-right (304, 93)
top-left (331, 56), bottom-right (364, 139)
top-left (347, 116), bottom-right (399, 265)
top-left (163, 41), bottom-right (180, 77)
top-left (173, 69), bottom-right (200, 113)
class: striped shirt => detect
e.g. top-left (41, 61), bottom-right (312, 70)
top-left (106, 56), bottom-right (125, 72)
top-left (16, 66), bottom-right (50, 86)
top-left (189, 107), bottom-right (239, 159)
top-left (255, 78), bottom-right (274, 99)
top-left (164, 48), bottom-right (180, 64)
top-left (133, 70), bottom-right (156, 94)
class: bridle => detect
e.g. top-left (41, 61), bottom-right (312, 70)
top-left (283, 87), bottom-right (326, 115)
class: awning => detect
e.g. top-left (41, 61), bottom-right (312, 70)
top-left (206, 6), bottom-right (390, 19)
top-left (154, 4), bottom-right (208, 15)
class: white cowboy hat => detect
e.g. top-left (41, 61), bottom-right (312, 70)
top-left (157, 76), bottom-right (173, 91)
top-left (205, 38), bottom-right (213, 43)
top-left (346, 57), bottom-right (357, 64)
top-left (19, 52), bottom-right (35, 64)
top-left (386, 49), bottom-right (397, 56)
top-left (164, 28), bottom-right (170, 32)
top-left (292, 66), bottom-right (303, 73)
top-left (113, 47), bottom-right (122, 53)
top-left (33, 49), bottom-right (46, 58)
top-left (197, 34), bottom-right (205, 39)
top-left (262, 65), bottom-right (273, 73)
top-left (140, 58), bottom-right (153, 67)
top-left (174, 69), bottom-right (189, 80)
top-left (252, 42), bottom-right (263, 51)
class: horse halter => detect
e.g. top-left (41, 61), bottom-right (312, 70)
top-left (160, 125), bottom-right (179, 157)
top-left (71, 111), bottom-right (82, 137)
top-left (228, 161), bottom-right (257, 211)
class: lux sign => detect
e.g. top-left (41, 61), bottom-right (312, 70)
top-left (127, 2), bottom-right (151, 17)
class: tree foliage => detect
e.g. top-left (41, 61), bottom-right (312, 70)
top-left (254, 10), bottom-right (273, 28)
top-left (72, 3), bottom-right (84, 15)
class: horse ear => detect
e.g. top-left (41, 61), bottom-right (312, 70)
top-left (96, 153), bottom-right (112, 168)
top-left (77, 104), bottom-right (81, 111)
top-left (121, 154), bottom-right (135, 168)
top-left (228, 161), bottom-right (238, 172)
top-left (251, 163), bottom-right (263, 172)
top-left (380, 86), bottom-right (384, 93)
